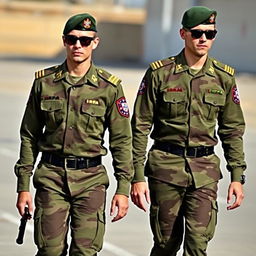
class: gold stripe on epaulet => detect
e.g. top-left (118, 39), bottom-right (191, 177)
top-left (35, 69), bottom-right (45, 79)
top-left (108, 75), bottom-right (120, 85)
top-left (151, 60), bottom-right (164, 70)
top-left (224, 65), bottom-right (235, 76)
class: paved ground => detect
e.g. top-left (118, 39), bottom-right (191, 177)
top-left (0, 57), bottom-right (255, 256)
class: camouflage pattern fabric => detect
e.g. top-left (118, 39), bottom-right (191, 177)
top-left (132, 50), bottom-right (246, 186)
top-left (131, 49), bottom-right (246, 255)
top-left (15, 62), bottom-right (133, 196)
top-left (148, 178), bottom-right (218, 256)
top-left (33, 162), bottom-right (108, 255)
top-left (14, 62), bottom-right (134, 255)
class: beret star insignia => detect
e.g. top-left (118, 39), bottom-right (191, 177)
top-left (83, 18), bottom-right (92, 29)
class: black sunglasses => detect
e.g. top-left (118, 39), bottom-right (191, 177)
top-left (64, 35), bottom-right (95, 47)
top-left (187, 29), bottom-right (217, 40)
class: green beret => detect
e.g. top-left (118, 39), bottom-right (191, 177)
top-left (182, 6), bottom-right (217, 28)
top-left (63, 13), bottom-right (97, 35)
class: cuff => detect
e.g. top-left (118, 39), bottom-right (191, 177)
top-left (17, 175), bottom-right (30, 192)
top-left (230, 168), bottom-right (244, 182)
top-left (115, 179), bottom-right (130, 196)
top-left (132, 166), bottom-right (146, 183)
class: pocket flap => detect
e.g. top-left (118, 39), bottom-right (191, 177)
top-left (205, 93), bottom-right (225, 106)
top-left (163, 91), bottom-right (186, 103)
top-left (81, 101), bottom-right (105, 117)
top-left (41, 100), bottom-right (63, 111)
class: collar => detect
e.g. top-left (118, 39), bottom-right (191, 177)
top-left (53, 61), bottom-right (99, 87)
top-left (85, 63), bottom-right (99, 87)
top-left (174, 50), bottom-right (216, 78)
top-left (174, 50), bottom-right (189, 74)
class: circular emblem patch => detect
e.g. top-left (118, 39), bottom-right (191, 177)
top-left (138, 79), bottom-right (147, 95)
top-left (232, 85), bottom-right (240, 104)
top-left (116, 97), bottom-right (129, 118)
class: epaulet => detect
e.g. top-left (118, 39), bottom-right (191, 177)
top-left (150, 56), bottom-right (176, 71)
top-left (35, 65), bottom-right (60, 79)
top-left (97, 68), bottom-right (121, 87)
top-left (212, 59), bottom-right (235, 76)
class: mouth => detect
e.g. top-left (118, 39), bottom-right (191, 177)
top-left (197, 44), bottom-right (207, 49)
top-left (72, 51), bottom-right (83, 56)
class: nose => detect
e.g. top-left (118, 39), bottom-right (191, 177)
top-left (200, 32), bottom-right (207, 41)
top-left (74, 39), bottom-right (82, 47)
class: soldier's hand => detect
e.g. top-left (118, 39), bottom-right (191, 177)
top-left (16, 191), bottom-right (33, 218)
top-left (227, 181), bottom-right (244, 210)
top-left (130, 181), bottom-right (150, 212)
top-left (110, 194), bottom-right (129, 222)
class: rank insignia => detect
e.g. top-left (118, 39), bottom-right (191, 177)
top-left (55, 71), bottom-right (63, 79)
top-left (83, 18), bottom-right (92, 29)
top-left (116, 97), bottom-right (129, 118)
top-left (176, 64), bottom-right (183, 71)
top-left (138, 79), bottom-right (147, 95)
top-left (232, 85), bottom-right (240, 104)
top-left (91, 74), bottom-right (98, 82)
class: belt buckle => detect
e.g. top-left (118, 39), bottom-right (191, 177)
top-left (64, 157), bottom-right (77, 169)
top-left (85, 158), bottom-right (90, 169)
top-left (186, 147), bottom-right (197, 158)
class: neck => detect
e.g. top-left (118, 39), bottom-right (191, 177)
top-left (66, 58), bottom-right (92, 77)
top-left (184, 49), bottom-right (208, 69)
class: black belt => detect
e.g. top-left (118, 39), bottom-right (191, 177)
top-left (41, 152), bottom-right (101, 169)
top-left (152, 142), bottom-right (214, 158)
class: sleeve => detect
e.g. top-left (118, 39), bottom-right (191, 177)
top-left (107, 83), bottom-right (134, 196)
top-left (217, 77), bottom-right (247, 182)
top-left (14, 80), bottom-right (44, 192)
top-left (131, 69), bottom-right (156, 182)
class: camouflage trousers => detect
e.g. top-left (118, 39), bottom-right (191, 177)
top-left (149, 178), bottom-right (218, 256)
top-left (32, 162), bottom-right (109, 256)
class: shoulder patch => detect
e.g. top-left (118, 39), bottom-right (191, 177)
top-left (97, 68), bottom-right (121, 86)
top-left (212, 59), bottom-right (235, 76)
top-left (150, 57), bottom-right (175, 71)
top-left (35, 65), bottom-right (60, 79)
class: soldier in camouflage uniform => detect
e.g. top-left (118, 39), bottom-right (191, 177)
top-left (15, 13), bottom-right (134, 256)
top-left (130, 6), bottom-right (246, 256)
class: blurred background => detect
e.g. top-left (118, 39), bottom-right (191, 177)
top-left (0, 0), bottom-right (255, 256)
top-left (1, 0), bottom-right (256, 72)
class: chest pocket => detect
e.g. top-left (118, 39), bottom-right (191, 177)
top-left (204, 93), bottom-right (226, 120)
top-left (41, 100), bottom-right (63, 112)
top-left (40, 100), bottom-right (64, 129)
top-left (162, 91), bottom-right (187, 119)
top-left (81, 101), bottom-right (106, 132)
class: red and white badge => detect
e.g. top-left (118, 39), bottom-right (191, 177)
top-left (116, 97), bottom-right (129, 118)
top-left (232, 85), bottom-right (240, 104)
top-left (138, 79), bottom-right (147, 95)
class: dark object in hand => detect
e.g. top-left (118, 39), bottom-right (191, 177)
top-left (16, 207), bottom-right (32, 245)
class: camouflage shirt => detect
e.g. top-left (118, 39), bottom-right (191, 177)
top-left (15, 62), bottom-right (134, 195)
top-left (132, 50), bottom-right (246, 187)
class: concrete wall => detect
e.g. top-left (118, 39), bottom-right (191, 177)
top-left (144, 0), bottom-right (256, 73)
top-left (0, 1), bottom-right (145, 62)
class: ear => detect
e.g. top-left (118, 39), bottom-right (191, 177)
top-left (92, 37), bottom-right (100, 50)
top-left (180, 28), bottom-right (186, 40)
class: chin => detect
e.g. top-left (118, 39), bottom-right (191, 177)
top-left (195, 50), bottom-right (208, 57)
top-left (73, 57), bottom-right (85, 63)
